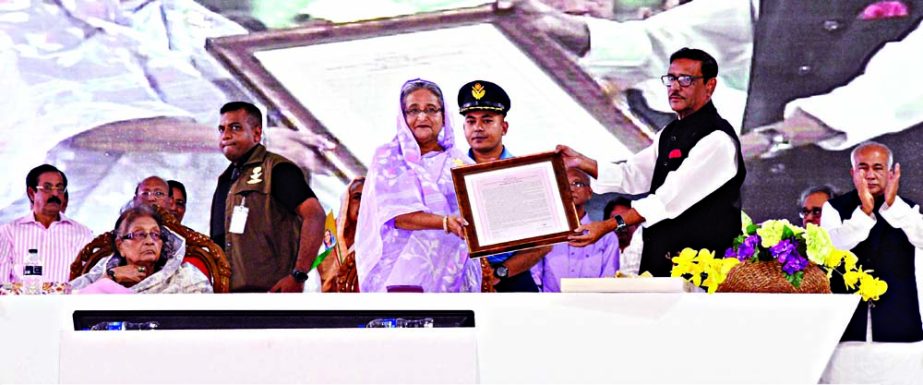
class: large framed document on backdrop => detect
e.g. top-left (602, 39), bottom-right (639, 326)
top-left (206, 2), bottom-right (646, 183)
top-left (452, 152), bottom-right (579, 258)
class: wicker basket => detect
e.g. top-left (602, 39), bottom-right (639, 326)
top-left (718, 261), bottom-right (831, 294)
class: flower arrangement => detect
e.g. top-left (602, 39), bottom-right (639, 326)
top-left (671, 217), bottom-right (888, 301)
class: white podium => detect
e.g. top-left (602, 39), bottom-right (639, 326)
top-left (0, 293), bottom-right (858, 383)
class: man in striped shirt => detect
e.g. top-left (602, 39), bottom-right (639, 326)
top-left (0, 165), bottom-right (93, 284)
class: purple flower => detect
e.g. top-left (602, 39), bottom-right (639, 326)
top-left (771, 239), bottom-right (809, 274)
top-left (724, 247), bottom-right (737, 259)
top-left (737, 235), bottom-right (760, 260)
top-left (770, 239), bottom-right (796, 264)
top-left (782, 255), bottom-right (809, 275)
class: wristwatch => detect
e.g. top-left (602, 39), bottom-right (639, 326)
top-left (291, 269), bottom-right (310, 283)
top-left (613, 215), bottom-right (628, 233)
top-left (494, 265), bottom-right (509, 279)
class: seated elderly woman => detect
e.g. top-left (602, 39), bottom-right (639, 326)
top-left (70, 204), bottom-right (212, 294)
top-left (355, 79), bottom-right (482, 292)
top-left (319, 176), bottom-right (364, 292)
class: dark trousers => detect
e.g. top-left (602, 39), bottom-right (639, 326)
top-left (492, 268), bottom-right (539, 292)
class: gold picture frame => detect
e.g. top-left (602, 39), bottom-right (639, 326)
top-left (452, 151), bottom-right (579, 258)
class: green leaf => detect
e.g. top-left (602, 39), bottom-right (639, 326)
top-left (791, 271), bottom-right (804, 288)
top-left (733, 235), bottom-right (746, 247)
top-left (746, 224), bottom-right (759, 235)
top-left (781, 226), bottom-right (795, 239)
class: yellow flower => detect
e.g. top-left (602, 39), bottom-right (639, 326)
top-left (718, 258), bottom-right (740, 277)
top-left (857, 270), bottom-right (888, 301)
top-left (702, 258), bottom-right (739, 294)
top-left (671, 248), bottom-right (706, 286)
top-left (452, 158), bottom-right (465, 167)
top-left (697, 248), bottom-right (715, 263)
top-left (672, 248), bottom-right (735, 292)
top-left (843, 251), bottom-right (858, 271)
top-left (756, 220), bottom-right (790, 248)
top-left (804, 224), bottom-right (834, 265)
top-left (823, 249), bottom-right (845, 270)
top-left (671, 248), bottom-right (697, 278)
top-left (843, 270), bottom-right (861, 290)
top-left (672, 248), bottom-right (696, 265)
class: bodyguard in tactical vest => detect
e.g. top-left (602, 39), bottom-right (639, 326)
top-left (210, 102), bottom-right (326, 292)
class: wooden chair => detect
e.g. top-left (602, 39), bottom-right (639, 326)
top-left (69, 205), bottom-right (231, 293)
top-left (480, 258), bottom-right (495, 293)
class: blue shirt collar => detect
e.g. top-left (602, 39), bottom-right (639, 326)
top-left (468, 146), bottom-right (513, 161)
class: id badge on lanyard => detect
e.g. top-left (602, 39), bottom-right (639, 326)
top-left (229, 197), bottom-right (249, 234)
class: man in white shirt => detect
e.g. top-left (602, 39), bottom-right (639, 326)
top-left (821, 142), bottom-right (923, 342)
top-left (531, 168), bottom-right (620, 292)
top-left (559, 48), bottom-right (744, 277)
top-left (0, 165), bottom-right (93, 284)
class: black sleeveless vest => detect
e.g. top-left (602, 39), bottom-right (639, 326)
top-left (639, 102), bottom-right (746, 276)
top-left (828, 191), bottom-right (923, 342)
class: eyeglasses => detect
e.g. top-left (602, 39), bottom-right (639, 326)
top-left (35, 184), bottom-right (67, 193)
top-left (120, 230), bottom-right (162, 242)
top-left (403, 107), bottom-right (442, 117)
top-left (799, 207), bottom-right (823, 218)
top-left (137, 191), bottom-right (167, 199)
top-left (661, 74), bottom-right (704, 87)
top-left (570, 181), bottom-right (589, 189)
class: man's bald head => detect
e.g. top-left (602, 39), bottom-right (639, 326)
top-left (134, 176), bottom-right (172, 208)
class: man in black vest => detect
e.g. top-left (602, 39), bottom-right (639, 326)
top-left (822, 142), bottom-right (923, 342)
top-left (559, 48), bottom-right (746, 277)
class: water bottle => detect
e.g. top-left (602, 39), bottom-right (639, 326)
top-left (22, 248), bottom-right (43, 295)
top-left (365, 317), bottom-right (434, 328)
top-left (89, 321), bottom-right (160, 331)
top-left (366, 318), bottom-right (398, 328)
top-left (397, 317), bottom-right (434, 328)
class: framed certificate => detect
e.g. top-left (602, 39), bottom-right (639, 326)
top-left (206, 2), bottom-right (646, 183)
top-left (452, 152), bottom-right (579, 258)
